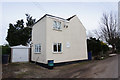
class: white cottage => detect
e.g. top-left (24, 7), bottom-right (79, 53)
top-left (31, 14), bottom-right (88, 64)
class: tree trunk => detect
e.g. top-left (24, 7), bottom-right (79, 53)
top-left (112, 44), bottom-right (115, 53)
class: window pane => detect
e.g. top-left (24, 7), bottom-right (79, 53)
top-left (34, 45), bottom-right (36, 52)
top-left (53, 21), bottom-right (61, 29)
top-left (39, 45), bottom-right (41, 52)
top-left (35, 44), bottom-right (41, 53)
top-left (38, 45), bottom-right (39, 52)
top-left (53, 44), bottom-right (57, 52)
top-left (35, 45), bottom-right (37, 52)
top-left (57, 22), bottom-right (61, 29)
top-left (37, 45), bottom-right (38, 52)
top-left (53, 21), bottom-right (57, 28)
top-left (58, 43), bottom-right (61, 52)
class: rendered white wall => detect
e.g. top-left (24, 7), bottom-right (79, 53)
top-left (31, 16), bottom-right (47, 64)
top-left (46, 16), bottom-right (88, 63)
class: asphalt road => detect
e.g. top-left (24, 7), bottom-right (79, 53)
top-left (90, 55), bottom-right (118, 78)
top-left (118, 54), bottom-right (120, 78)
top-left (69, 54), bottom-right (119, 78)
top-left (55, 54), bottom-right (119, 78)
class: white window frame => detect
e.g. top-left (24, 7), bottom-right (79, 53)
top-left (52, 43), bottom-right (62, 53)
top-left (34, 44), bottom-right (41, 53)
top-left (53, 21), bottom-right (61, 30)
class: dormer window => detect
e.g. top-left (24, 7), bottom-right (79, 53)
top-left (53, 21), bottom-right (61, 30)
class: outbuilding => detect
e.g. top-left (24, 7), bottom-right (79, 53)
top-left (11, 45), bottom-right (30, 62)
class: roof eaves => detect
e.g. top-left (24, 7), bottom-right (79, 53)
top-left (66, 15), bottom-right (76, 21)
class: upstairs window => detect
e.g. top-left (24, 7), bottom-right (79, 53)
top-left (35, 44), bottom-right (41, 53)
top-left (53, 43), bottom-right (62, 53)
top-left (53, 21), bottom-right (61, 30)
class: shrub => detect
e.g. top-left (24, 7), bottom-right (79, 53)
top-left (1, 44), bottom-right (11, 55)
top-left (87, 37), bottom-right (109, 57)
top-left (116, 38), bottom-right (120, 52)
top-left (101, 42), bottom-right (109, 53)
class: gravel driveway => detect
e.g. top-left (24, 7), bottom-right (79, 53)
top-left (2, 54), bottom-right (119, 78)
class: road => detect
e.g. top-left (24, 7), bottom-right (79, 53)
top-left (55, 54), bottom-right (118, 78)
top-left (118, 54), bottom-right (120, 78)
top-left (88, 55), bottom-right (118, 78)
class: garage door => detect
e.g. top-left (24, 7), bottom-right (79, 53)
top-left (12, 49), bottom-right (29, 62)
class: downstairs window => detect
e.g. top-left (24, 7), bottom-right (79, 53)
top-left (34, 44), bottom-right (41, 53)
top-left (53, 43), bottom-right (62, 53)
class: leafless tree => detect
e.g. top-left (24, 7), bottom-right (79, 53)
top-left (96, 12), bottom-right (119, 52)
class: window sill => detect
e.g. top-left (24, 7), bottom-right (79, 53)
top-left (34, 52), bottom-right (41, 54)
top-left (52, 52), bottom-right (62, 54)
top-left (53, 28), bottom-right (62, 31)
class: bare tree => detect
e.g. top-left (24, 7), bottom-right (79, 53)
top-left (94, 30), bottom-right (102, 39)
top-left (96, 12), bottom-right (119, 52)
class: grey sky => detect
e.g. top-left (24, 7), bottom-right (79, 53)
top-left (1, 2), bottom-right (118, 45)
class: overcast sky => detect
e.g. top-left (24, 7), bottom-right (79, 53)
top-left (0, 2), bottom-right (118, 45)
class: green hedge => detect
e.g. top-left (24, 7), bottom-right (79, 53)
top-left (1, 44), bottom-right (11, 55)
top-left (87, 37), bottom-right (109, 56)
